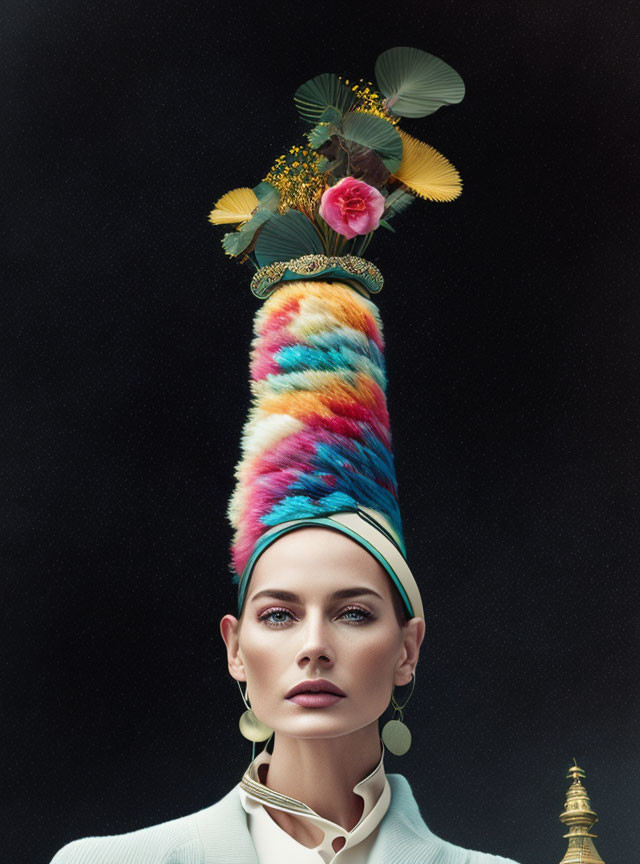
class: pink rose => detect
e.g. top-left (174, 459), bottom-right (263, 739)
top-left (319, 177), bottom-right (385, 240)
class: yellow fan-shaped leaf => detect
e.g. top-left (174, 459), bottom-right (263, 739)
top-left (392, 129), bottom-right (462, 202)
top-left (208, 187), bottom-right (259, 225)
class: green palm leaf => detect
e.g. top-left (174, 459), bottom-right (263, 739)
top-left (222, 230), bottom-right (253, 256)
top-left (252, 182), bottom-right (280, 211)
top-left (294, 73), bottom-right (355, 124)
top-left (254, 210), bottom-right (324, 267)
top-left (341, 112), bottom-right (403, 173)
top-left (307, 122), bottom-right (333, 149)
top-left (374, 46), bottom-right (465, 118)
top-left (222, 210), bottom-right (272, 256)
top-left (378, 218), bottom-right (396, 233)
top-left (384, 188), bottom-right (416, 218)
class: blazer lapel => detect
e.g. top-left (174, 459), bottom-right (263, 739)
top-left (195, 785), bottom-right (259, 864)
top-left (369, 774), bottom-right (466, 864)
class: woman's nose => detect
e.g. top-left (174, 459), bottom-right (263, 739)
top-left (294, 611), bottom-right (335, 668)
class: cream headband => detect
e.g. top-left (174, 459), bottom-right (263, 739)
top-left (237, 507), bottom-right (424, 621)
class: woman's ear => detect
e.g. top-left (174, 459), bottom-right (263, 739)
top-left (394, 616), bottom-right (426, 686)
top-left (219, 614), bottom-right (246, 682)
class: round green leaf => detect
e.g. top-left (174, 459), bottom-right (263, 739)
top-left (341, 112), bottom-right (403, 173)
top-left (255, 210), bottom-right (324, 267)
top-left (374, 46), bottom-right (465, 118)
top-left (294, 73), bottom-right (355, 124)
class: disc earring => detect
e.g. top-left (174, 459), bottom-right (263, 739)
top-left (381, 672), bottom-right (415, 756)
top-left (237, 681), bottom-right (273, 743)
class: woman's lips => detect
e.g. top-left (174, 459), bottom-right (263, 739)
top-left (287, 692), bottom-right (345, 708)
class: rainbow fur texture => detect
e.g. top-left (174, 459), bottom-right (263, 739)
top-left (228, 281), bottom-right (405, 578)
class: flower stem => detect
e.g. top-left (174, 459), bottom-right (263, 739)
top-left (353, 231), bottom-right (373, 257)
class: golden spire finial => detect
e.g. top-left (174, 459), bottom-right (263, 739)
top-left (558, 761), bottom-right (605, 864)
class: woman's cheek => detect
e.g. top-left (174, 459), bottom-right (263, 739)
top-left (351, 638), bottom-right (397, 683)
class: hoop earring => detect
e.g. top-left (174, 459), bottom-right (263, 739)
top-left (237, 681), bottom-right (273, 743)
top-left (381, 671), bottom-right (415, 756)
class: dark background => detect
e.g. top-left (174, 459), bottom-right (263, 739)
top-left (3, 1), bottom-right (638, 862)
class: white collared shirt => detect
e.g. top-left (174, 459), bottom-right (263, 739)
top-left (238, 747), bottom-right (391, 864)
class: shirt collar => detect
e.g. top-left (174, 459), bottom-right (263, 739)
top-left (238, 743), bottom-right (391, 859)
top-left (240, 744), bottom-right (387, 817)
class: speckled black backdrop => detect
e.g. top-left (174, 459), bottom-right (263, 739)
top-left (4, 1), bottom-right (638, 861)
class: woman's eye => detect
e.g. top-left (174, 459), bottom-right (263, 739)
top-left (259, 608), bottom-right (294, 627)
top-left (339, 606), bottom-right (372, 623)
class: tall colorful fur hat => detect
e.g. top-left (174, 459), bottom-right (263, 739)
top-left (229, 278), bottom-right (400, 566)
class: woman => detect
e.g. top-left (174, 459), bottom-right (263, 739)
top-left (50, 48), bottom-right (521, 863)
top-left (50, 524), bottom-right (518, 863)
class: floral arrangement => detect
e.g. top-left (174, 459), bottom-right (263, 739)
top-left (208, 47), bottom-right (464, 275)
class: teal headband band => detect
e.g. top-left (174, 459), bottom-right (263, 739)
top-left (237, 508), bottom-right (425, 621)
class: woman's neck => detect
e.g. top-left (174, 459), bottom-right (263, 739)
top-left (261, 722), bottom-right (383, 834)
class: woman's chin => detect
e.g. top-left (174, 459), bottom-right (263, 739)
top-left (270, 715), bottom-right (379, 740)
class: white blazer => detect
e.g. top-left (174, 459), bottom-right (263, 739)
top-left (50, 774), bottom-right (520, 864)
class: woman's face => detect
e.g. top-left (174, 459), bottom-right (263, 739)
top-left (220, 527), bottom-right (424, 740)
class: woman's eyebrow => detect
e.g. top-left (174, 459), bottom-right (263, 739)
top-left (249, 587), bottom-right (384, 603)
